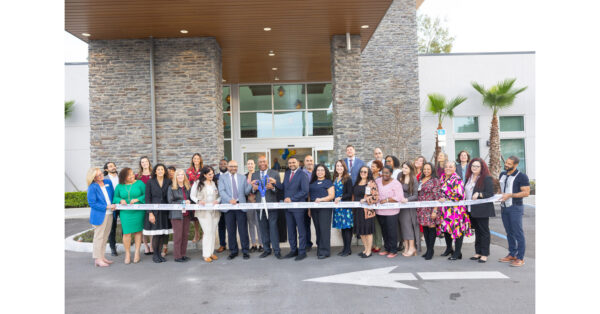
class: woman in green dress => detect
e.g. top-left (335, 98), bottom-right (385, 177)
top-left (113, 167), bottom-right (146, 264)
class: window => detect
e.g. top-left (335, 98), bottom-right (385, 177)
top-left (316, 150), bottom-right (335, 171)
top-left (454, 116), bottom-right (479, 133)
top-left (501, 139), bottom-right (526, 173)
top-left (223, 86), bottom-right (232, 160)
top-left (500, 116), bottom-right (524, 132)
top-left (454, 140), bottom-right (480, 158)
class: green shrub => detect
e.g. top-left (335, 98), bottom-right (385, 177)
top-left (65, 191), bottom-right (88, 208)
top-left (529, 180), bottom-right (535, 195)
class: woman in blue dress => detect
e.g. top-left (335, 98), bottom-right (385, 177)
top-left (308, 164), bottom-right (335, 259)
top-left (332, 160), bottom-right (355, 256)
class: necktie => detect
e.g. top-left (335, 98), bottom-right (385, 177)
top-left (232, 175), bottom-right (239, 199)
top-left (289, 170), bottom-right (295, 182)
top-left (261, 171), bottom-right (265, 179)
top-left (349, 158), bottom-right (353, 170)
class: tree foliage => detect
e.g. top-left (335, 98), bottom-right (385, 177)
top-left (418, 14), bottom-right (455, 54)
top-left (65, 100), bottom-right (75, 118)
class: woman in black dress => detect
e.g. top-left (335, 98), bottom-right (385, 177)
top-left (353, 166), bottom-right (377, 258)
top-left (143, 164), bottom-right (173, 263)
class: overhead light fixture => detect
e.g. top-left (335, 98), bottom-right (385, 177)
top-left (82, 33), bottom-right (91, 37)
top-left (264, 27), bottom-right (272, 31)
top-left (222, 79), bottom-right (226, 83)
top-left (268, 50), bottom-right (275, 56)
top-left (278, 86), bottom-right (285, 97)
top-left (361, 25), bottom-right (369, 29)
top-left (274, 76), bottom-right (280, 81)
top-left (180, 29), bottom-right (188, 34)
top-left (272, 67), bottom-right (278, 71)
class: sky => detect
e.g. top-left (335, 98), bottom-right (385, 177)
top-left (64, 0), bottom-right (535, 62)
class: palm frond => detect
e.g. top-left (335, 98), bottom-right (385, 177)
top-left (426, 93), bottom-right (446, 114)
top-left (444, 96), bottom-right (467, 117)
top-left (471, 81), bottom-right (486, 95)
top-left (496, 78), bottom-right (516, 95)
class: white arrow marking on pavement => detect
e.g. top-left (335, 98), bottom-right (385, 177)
top-left (417, 271), bottom-right (509, 280)
top-left (304, 268), bottom-right (510, 289)
top-left (303, 266), bottom-right (418, 289)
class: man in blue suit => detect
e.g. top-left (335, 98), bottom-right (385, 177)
top-left (218, 160), bottom-right (252, 260)
top-left (274, 156), bottom-right (309, 261)
top-left (344, 144), bottom-right (365, 185)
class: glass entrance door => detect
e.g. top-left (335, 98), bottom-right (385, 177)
top-left (269, 147), bottom-right (313, 174)
top-left (241, 150), bottom-right (269, 175)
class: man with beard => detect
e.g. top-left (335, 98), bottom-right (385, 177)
top-left (214, 159), bottom-right (229, 252)
top-left (103, 162), bottom-right (120, 256)
top-left (498, 156), bottom-right (530, 267)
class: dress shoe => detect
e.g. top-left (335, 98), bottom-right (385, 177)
top-left (337, 251), bottom-right (344, 256)
top-left (478, 257), bottom-right (487, 263)
top-left (361, 253), bottom-right (372, 259)
top-left (470, 256), bottom-right (482, 260)
top-left (211, 254), bottom-right (218, 260)
top-left (259, 251), bottom-right (272, 258)
top-left (152, 256), bottom-right (162, 263)
top-left (441, 248), bottom-right (454, 256)
top-left (204, 257), bottom-right (213, 263)
top-left (448, 253), bottom-right (463, 260)
top-left (110, 247), bottom-right (118, 256)
top-left (341, 251), bottom-right (351, 257)
top-left (174, 258), bottom-right (185, 262)
top-left (283, 251), bottom-right (298, 259)
top-left (250, 246), bottom-right (257, 253)
top-left (274, 253), bottom-right (282, 259)
top-left (217, 246), bottom-right (226, 253)
top-left (499, 255), bottom-right (517, 263)
top-left (243, 253), bottom-right (250, 260)
top-left (317, 255), bottom-right (328, 259)
top-left (295, 254), bottom-right (307, 261)
top-left (258, 246), bottom-right (264, 252)
top-left (160, 257), bottom-right (167, 262)
top-left (510, 259), bottom-right (525, 267)
top-left (227, 253), bottom-right (238, 260)
top-left (182, 256), bottom-right (190, 261)
top-left (358, 252), bottom-right (365, 257)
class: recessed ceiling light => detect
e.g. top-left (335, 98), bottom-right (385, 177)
top-left (361, 25), bottom-right (369, 29)
top-left (268, 50), bottom-right (275, 56)
top-left (180, 29), bottom-right (188, 34)
top-left (82, 33), bottom-right (91, 37)
top-left (264, 27), bottom-right (272, 31)
top-left (272, 67), bottom-right (278, 71)
top-left (274, 76), bottom-right (280, 81)
top-left (222, 79), bottom-right (226, 83)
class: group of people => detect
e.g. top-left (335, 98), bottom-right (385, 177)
top-left (86, 145), bottom-right (530, 268)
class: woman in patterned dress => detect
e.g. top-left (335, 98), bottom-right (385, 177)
top-left (417, 162), bottom-right (443, 260)
top-left (332, 160), bottom-right (354, 257)
top-left (438, 160), bottom-right (472, 260)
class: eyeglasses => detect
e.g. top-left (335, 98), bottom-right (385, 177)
top-left (471, 165), bottom-right (481, 168)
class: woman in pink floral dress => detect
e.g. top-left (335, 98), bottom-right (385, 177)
top-left (417, 162), bottom-right (443, 260)
top-left (438, 161), bottom-right (471, 261)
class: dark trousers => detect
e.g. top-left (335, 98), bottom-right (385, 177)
top-left (311, 208), bottom-right (332, 257)
top-left (341, 228), bottom-right (353, 254)
top-left (501, 204), bottom-right (525, 260)
top-left (285, 209), bottom-right (307, 255)
top-left (225, 211), bottom-right (249, 255)
top-left (444, 232), bottom-right (464, 256)
top-left (108, 210), bottom-right (120, 249)
top-left (422, 226), bottom-right (437, 258)
top-left (258, 209), bottom-right (280, 254)
top-left (171, 216), bottom-right (191, 259)
top-left (377, 214), bottom-right (399, 254)
top-left (471, 217), bottom-right (491, 256)
top-left (152, 234), bottom-right (168, 260)
top-left (305, 211), bottom-right (313, 248)
top-left (218, 214), bottom-right (227, 247)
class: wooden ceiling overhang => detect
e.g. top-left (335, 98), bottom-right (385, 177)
top-left (66, 0), bottom-right (423, 83)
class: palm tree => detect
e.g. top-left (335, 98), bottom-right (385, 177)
top-left (426, 93), bottom-right (467, 161)
top-left (471, 78), bottom-right (527, 177)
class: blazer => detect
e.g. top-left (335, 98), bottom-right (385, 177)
top-left (251, 168), bottom-right (281, 203)
top-left (145, 177), bottom-right (172, 216)
top-left (218, 172), bottom-right (252, 212)
top-left (87, 179), bottom-right (114, 226)
top-left (469, 175), bottom-right (496, 218)
top-left (344, 157), bottom-right (365, 185)
top-left (275, 169), bottom-right (308, 212)
top-left (167, 185), bottom-right (193, 219)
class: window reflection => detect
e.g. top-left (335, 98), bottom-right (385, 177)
top-left (273, 84), bottom-right (305, 110)
top-left (240, 112), bottom-right (273, 138)
top-left (274, 111), bottom-right (305, 137)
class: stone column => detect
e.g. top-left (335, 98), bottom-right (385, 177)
top-left (361, 0), bottom-right (421, 162)
top-left (330, 34), bottom-right (363, 161)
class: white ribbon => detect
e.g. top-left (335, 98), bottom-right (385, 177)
top-left (116, 194), bottom-right (502, 211)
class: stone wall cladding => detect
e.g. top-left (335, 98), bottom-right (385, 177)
top-left (360, 0), bottom-right (421, 162)
top-left (88, 37), bottom-right (223, 171)
top-left (88, 39), bottom-right (153, 170)
top-left (331, 35), bottom-right (364, 161)
top-left (153, 37), bottom-right (223, 168)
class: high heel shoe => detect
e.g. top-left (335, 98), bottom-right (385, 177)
top-left (95, 259), bottom-right (109, 267)
top-left (103, 259), bottom-right (114, 264)
top-left (133, 255), bottom-right (141, 263)
top-left (441, 248), bottom-right (454, 256)
top-left (402, 250), bottom-right (417, 257)
top-left (448, 253), bottom-right (462, 260)
top-left (124, 256), bottom-right (131, 265)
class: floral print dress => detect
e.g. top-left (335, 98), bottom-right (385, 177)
top-left (332, 180), bottom-right (353, 229)
top-left (437, 172), bottom-right (472, 239)
top-left (416, 178), bottom-right (443, 226)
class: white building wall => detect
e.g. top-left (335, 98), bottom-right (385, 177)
top-left (418, 52), bottom-right (535, 179)
top-left (65, 63), bottom-right (91, 192)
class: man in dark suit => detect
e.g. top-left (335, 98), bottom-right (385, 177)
top-left (275, 156), bottom-right (309, 261)
top-left (251, 155), bottom-right (282, 259)
top-left (344, 144), bottom-right (365, 185)
top-left (218, 160), bottom-right (252, 260)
